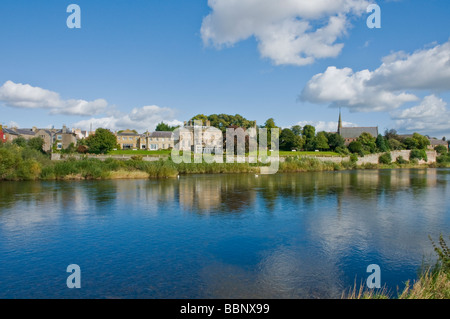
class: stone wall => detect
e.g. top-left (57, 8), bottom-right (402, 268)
top-left (306, 150), bottom-right (437, 165)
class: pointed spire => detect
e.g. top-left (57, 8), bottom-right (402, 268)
top-left (338, 108), bottom-right (343, 135)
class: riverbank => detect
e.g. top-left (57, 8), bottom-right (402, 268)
top-left (1, 143), bottom-right (449, 181)
top-left (3, 155), bottom-right (450, 181)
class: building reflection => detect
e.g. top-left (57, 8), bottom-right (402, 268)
top-left (0, 169), bottom-right (446, 228)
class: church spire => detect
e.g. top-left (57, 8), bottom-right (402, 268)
top-left (338, 108), bottom-right (342, 135)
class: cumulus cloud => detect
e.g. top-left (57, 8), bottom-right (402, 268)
top-left (393, 95), bottom-right (450, 134)
top-left (300, 40), bottom-right (450, 112)
top-left (201, 0), bottom-right (371, 66)
top-left (0, 80), bottom-right (107, 116)
top-left (72, 105), bottom-right (183, 133)
top-left (301, 66), bottom-right (418, 111)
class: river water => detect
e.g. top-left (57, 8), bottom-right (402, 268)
top-left (0, 169), bottom-right (449, 298)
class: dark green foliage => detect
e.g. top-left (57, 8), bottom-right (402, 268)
top-left (348, 141), bottom-right (363, 155)
top-left (376, 134), bottom-right (389, 152)
top-left (27, 137), bottom-right (45, 152)
top-left (279, 128), bottom-right (304, 151)
top-left (378, 152), bottom-right (392, 164)
top-left (12, 136), bottom-right (27, 147)
top-left (434, 145), bottom-right (448, 155)
top-left (86, 128), bottom-right (118, 154)
top-left (396, 156), bottom-right (409, 164)
top-left (155, 122), bottom-right (179, 132)
top-left (410, 149), bottom-right (428, 162)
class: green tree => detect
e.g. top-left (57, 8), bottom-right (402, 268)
top-left (348, 141), bottom-right (364, 156)
top-left (12, 136), bottom-right (27, 148)
top-left (280, 128), bottom-right (304, 151)
top-left (435, 145), bottom-right (448, 155)
top-left (315, 131), bottom-right (330, 151)
top-left (357, 132), bottom-right (377, 154)
top-left (27, 137), bottom-right (45, 153)
top-left (86, 128), bottom-right (118, 154)
top-left (291, 125), bottom-right (302, 136)
top-left (376, 134), bottom-right (389, 152)
top-left (388, 138), bottom-right (403, 151)
top-left (155, 122), bottom-right (179, 132)
top-left (326, 132), bottom-right (345, 151)
top-left (302, 125), bottom-right (316, 151)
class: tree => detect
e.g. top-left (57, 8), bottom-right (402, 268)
top-left (376, 134), bottom-right (389, 152)
top-left (279, 128), bottom-right (304, 151)
top-left (326, 132), bottom-right (345, 151)
top-left (348, 141), bottom-right (363, 155)
top-left (434, 145), bottom-right (448, 155)
top-left (357, 132), bottom-right (377, 154)
top-left (384, 129), bottom-right (399, 141)
top-left (315, 132), bottom-right (330, 151)
top-left (155, 122), bottom-right (179, 132)
top-left (412, 133), bottom-right (430, 150)
top-left (302, 125), bottom-right (316, 151)
top-left (388, 138), bottom-right (403, 150)
top-left (86, 128), bottom-right (118, 154)
top-left (27, 137), bottom-right (45, 153)
top-left (291, 125), bottom-right (302, 136)
top-left (12, 136), bottom-right (27, 148)
top-left (404, 133), bottom-right (430, 150)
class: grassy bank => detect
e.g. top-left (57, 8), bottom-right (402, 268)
top-left (1, 142), bottom-right (449, 181)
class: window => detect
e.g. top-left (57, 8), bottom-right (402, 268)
top-left (57, 143), bottom-right (63, 150)
top-left (150, 144), bottom-right (157, 150)
top-left (57, 135), bottom-right (62, 140)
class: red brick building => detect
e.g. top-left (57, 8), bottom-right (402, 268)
top-left (0, 125), bottom-right (5, 143)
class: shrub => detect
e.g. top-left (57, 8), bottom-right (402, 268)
top-left (410, 149), bottom-right (428, 162)
top-left (396, 156), bottom-right (409, 164)
top-left (349, 153), bottom-right (358, 163)
top-left (378, 152), bottom-right (392, 164)
top-left (434, 145), bottom-right (448, 155)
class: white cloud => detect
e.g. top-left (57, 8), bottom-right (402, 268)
top-left (393, 95), bottom-right (450, 135)
top-left (369, 41), bottom-right (450, 91)
top-left (301, 66), bottom-right (418, 111)
top-left (72, 105), bottom-right (183, 133)
top-left (0, 81), bottom-right (108, 116)
top-left (201, 0), bottom-right (371, 66)
top-left (301, 40), bottom-right (450, 112)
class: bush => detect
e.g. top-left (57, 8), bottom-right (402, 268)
top-left (378, 152), bottom-right (392, 164)
top-left (335, 146), bottom-right (350, 155)
top-left (434, 145), bottom-right (448, 155)
top-left (437, 153), bottom-right (450, 164)
top-left (396, 156), bottom-right (409, 164)
top-left (349, 153), bottom-right (358, 163)
top-left (410, 149), bottom-right (428, 162)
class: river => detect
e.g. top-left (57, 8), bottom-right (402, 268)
top-left (0, 169), bottom-right (449, 298)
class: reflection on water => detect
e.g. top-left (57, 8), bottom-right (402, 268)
top-left (0, 169), bottom-right (449, 298)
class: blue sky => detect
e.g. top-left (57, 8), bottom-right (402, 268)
top-left (1, 0), bottom-right (450, 138)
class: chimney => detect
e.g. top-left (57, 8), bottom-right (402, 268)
top-left (62, 125), bottom-right (67, 133)
top-left (32, 126), bottom-right (37, 132)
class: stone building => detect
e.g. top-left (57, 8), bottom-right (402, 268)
top-left (337, 111), bottom-right (379, 145)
